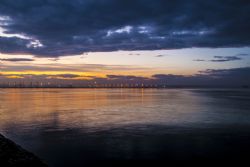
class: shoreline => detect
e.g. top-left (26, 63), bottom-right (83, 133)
top-left (0, 133), bottom-right (47, 167)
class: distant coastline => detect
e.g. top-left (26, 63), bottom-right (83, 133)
top-left (0, 85), bottom-right (248, 89)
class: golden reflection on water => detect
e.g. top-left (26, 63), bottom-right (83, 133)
top-left (2, 89), bottom-right (250, 167)
top-left (0, 88), bottom-right (203, 132)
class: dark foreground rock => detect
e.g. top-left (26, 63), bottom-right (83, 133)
top-left (0, 133), bottom-right (47, 167)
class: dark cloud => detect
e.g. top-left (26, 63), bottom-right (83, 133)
top-left (236, 53), bottom-right (249, 56)
top-left (0, 0), bottom-right (250, 57)
top-left (155, 55), bottom-right (169, 58)
top-left (193, 55), bottom-right (243, 62)
top-left (193, 59), bottom-right (206, 62)
top-left (199, 67), bottom-right (250, 78)
top-left (48, 58), bottom-right (60, 62)
top-left (53, 74), bottom-right (81, 79)
top-left (210, 56), bottom-right (242, 62)
top-left (153, 67), bottom-right (250, 86)
top-left (128, 53), bottom-right (141, 56)
top-left (0, 58), bottom-right (34, 62)
top-left (106, 75), bottom-right (148, 81)
top-left (0, 63), bottom-right (151, 72)
top-left (0, 73), bottom-right (82, 80)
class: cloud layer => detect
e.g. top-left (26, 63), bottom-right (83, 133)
top-left (193, 55), bottom-right (245, 62)
top-left (0, 0), bottom-right (250, 57)
top-left (0, 58), bottom-right (34, 62)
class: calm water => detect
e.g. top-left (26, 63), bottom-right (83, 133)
top-left (1, 88), bottom-right (250, 166)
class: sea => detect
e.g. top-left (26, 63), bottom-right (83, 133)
top-left (0, 88), bottom-right (250, 166)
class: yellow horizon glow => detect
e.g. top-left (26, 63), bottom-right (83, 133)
top-left (2, 47), bottom-right (247, 81)
top-left (0, 69), bottom-right (197, 79)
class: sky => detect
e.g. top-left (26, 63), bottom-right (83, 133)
top-left (0, 0), bottom-right (250, 86)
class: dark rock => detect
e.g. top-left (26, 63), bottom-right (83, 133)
top-left (0, 133), bottom-right (48, 167)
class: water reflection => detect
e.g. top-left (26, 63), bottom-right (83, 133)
top-left (0, 89), bottom-right (207, 130)
top-left (1, 88), bottom-right (250, 166)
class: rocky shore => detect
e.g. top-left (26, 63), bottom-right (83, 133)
top-left (0, 133), bottom-right (47, 167)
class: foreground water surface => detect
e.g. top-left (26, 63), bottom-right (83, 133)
top-left (0, 88), bottom-right (250, 166)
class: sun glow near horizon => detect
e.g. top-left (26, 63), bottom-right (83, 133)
top-left (1, 48), bottom-right (249, 80)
